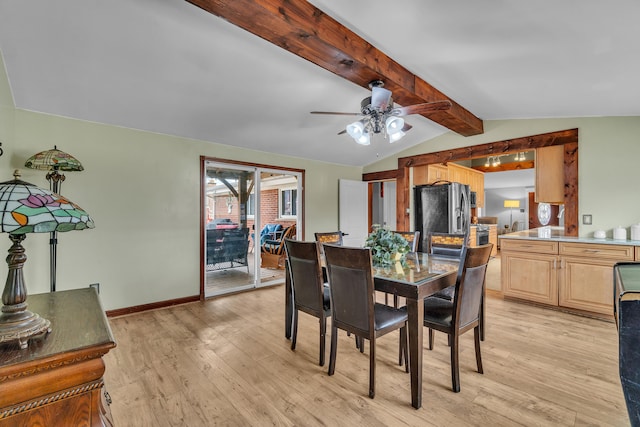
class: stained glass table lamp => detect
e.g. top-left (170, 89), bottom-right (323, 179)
top-left (0, 170), bottom-right (94, 349)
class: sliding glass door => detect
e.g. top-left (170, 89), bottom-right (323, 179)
top-left (203, 159), bottom-right (301, 297)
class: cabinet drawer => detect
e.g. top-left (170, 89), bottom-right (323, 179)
top-left (500, 239), bottom-right (558, 254)
top-left (559, 242), bottom-right (634, 261)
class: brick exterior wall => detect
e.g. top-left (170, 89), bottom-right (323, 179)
top-left (206, 189), bottom-right (296, 241)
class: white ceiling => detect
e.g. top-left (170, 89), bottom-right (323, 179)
top-left (1, 1), bottom-right (638, 167)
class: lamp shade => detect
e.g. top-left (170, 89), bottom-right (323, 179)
top-left (503, 200), bottom-right (520, 208)
top-left (346, 121), bottom-right (365, 139)
top-left (0, 177), bottom-right (94, 234)
top-left (355, 132), bottom-right (371, 146)
top-left (24, 146), bottom-right (84, 172)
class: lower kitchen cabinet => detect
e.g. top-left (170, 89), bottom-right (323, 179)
top-left (501, 238), bottom-right (634, 316)
top-left (560, 256), bottom-right (619, 315)
top-left (488, 225), bottom-right (498, 257)
top-left (558, 242), bottom-right (634, 315)
top-left (502, 251), bottom-right (558, 305)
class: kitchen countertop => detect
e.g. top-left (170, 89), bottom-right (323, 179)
top-left (499, 226), bottom-right (640, 246)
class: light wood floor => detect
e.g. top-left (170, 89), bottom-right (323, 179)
top-left (104, 282), bottom-right (629, 426)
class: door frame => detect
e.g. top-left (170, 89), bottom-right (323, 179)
top-left (200, 156), bottom-right (305, 300)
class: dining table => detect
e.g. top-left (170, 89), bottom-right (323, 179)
top-left (284, 252), bottom-right (460, 409)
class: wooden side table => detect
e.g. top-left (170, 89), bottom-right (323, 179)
top-left (0, 288), bottom-right (116, 426)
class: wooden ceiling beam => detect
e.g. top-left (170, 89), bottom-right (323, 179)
top-left (186, 0), bottom-right (484, 137)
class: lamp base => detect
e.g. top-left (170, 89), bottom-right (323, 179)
top-left (0, 309), bottom-right (51, 349)
top-left (0, 233), bottom-right (52, 350)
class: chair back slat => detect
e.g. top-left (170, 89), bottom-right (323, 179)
top-left (429, 232), bottom-right (468, 258)
top-left (315, 231), bottom-right (343, 246)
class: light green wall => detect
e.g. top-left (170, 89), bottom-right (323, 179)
top-left (365, 117), bottom-right (640, 238)
top-left (0, 51), bottom-right (14, 169)
top-left (0, 49), bottom-right (361, 310)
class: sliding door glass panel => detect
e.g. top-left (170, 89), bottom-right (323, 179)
top-left (203, 162), bottom-right (302, 296)
top-left (204, 163), bottom-right (256, 297)
top-left (256, 170), bottom-right (301, 287)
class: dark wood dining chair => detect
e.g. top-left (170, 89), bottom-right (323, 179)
top-left (387, 230), bottom-right (420, 305)
top-left (315, 231), bottom-right (343, 283)
top-left (392, 230), bottom-right (420, 253)
top-left (323, 244), bottom-right (409, 399)
top-left (423, 243), bottom-right (493, 393)
top-left (314, 231), bottom-right (344, 246)
top-left (428, 230), bottom-right (488, 342)
top-left (387, 230), bottom-right (421, 367)
top-left (284, 239), bottom-right (331, 366)
top-left (429, 231), bottom-right (467, 301)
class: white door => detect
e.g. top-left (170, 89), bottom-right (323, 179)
top-left (382, 181), bottom-right (396, 229)
top-left (339, 179), bottom-right (368, 247)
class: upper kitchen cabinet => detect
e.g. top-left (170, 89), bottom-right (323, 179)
top-left (413, 164), bottom-right (448, 185)
top-left (535, 145), bottom-right (564, 204)
top-left (448, 163), bottom-right (485, 208)
top-left (414, 163), bottom-right (484, 207)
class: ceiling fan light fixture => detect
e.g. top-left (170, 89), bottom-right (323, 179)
top-left (355, 132), bottom-right (371, 146)
top-left (346, 121), bottom-right (365, 139)
top-left (388, 130), bottom-right (405, 143)
top-left (312, 81), bottom-right (451, 147)
top-left (385, 116), bottom-right (404, 134)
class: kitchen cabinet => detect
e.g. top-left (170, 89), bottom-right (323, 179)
top-left (447, 163), bottom-right (485, 208)
top-left (468, 227), bottom-right (476, 248)
top-left (501, 239), bottom-right (559, 305)
top-left (488, 225), bottom-right (498, 257)
top-left (414, 163), bottom-right (484, 207)
top-left (501, 237), bottom-right (634, 316)
top-left (413, 164), bottom-right (448, 185)
top-left (447, 163), bottom-right (466, 186)
top-left (535, 145), bottom-right (564, 204)
top-left (559, 243), bottom-right (634, 315)
top-left (428, 164), bottom-right (449, 183)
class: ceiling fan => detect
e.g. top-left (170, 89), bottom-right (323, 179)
top-left (311, 80), bottom-right (452, 145)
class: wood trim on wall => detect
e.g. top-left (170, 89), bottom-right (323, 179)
top-left (106, 295), bottom-right (200, 317)
top-left (363, 169), bottom-right (399, 181)
top-left (394, 128), bottom-right (579, 236)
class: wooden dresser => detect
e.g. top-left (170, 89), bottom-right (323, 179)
top-left (0, 288), bottom-right (116, 426)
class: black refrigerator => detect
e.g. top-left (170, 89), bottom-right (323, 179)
top-left (414, 182), bottom-right (470, 252)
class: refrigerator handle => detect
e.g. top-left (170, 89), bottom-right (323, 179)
top-left (460, 188), bottom-right (469, 232)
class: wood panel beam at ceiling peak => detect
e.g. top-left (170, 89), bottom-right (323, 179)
top-left (186, 0), bottom-right (484, 137)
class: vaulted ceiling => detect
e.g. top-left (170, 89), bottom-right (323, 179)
top-left (0, 1), bottom-right (638, 167)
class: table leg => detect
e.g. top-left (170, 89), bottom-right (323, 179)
top-left (407, 296), bottom-right (423, 409)
top-left (285, 264), bottom-right (292, 339)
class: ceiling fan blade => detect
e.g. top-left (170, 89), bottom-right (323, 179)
top-left (310, 111), bottom-right (362, 116)
top-left (371, 86), bottom-right (392, 110)
top-left (402, 122), bottom-right (413, 132)
top-left (337, 129), bottom-right (347, 135)
top-left (394, 100), bottom-right (453, 116)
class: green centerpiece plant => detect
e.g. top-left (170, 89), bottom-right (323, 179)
top-left (364, 225), bottom-right (411, 267)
